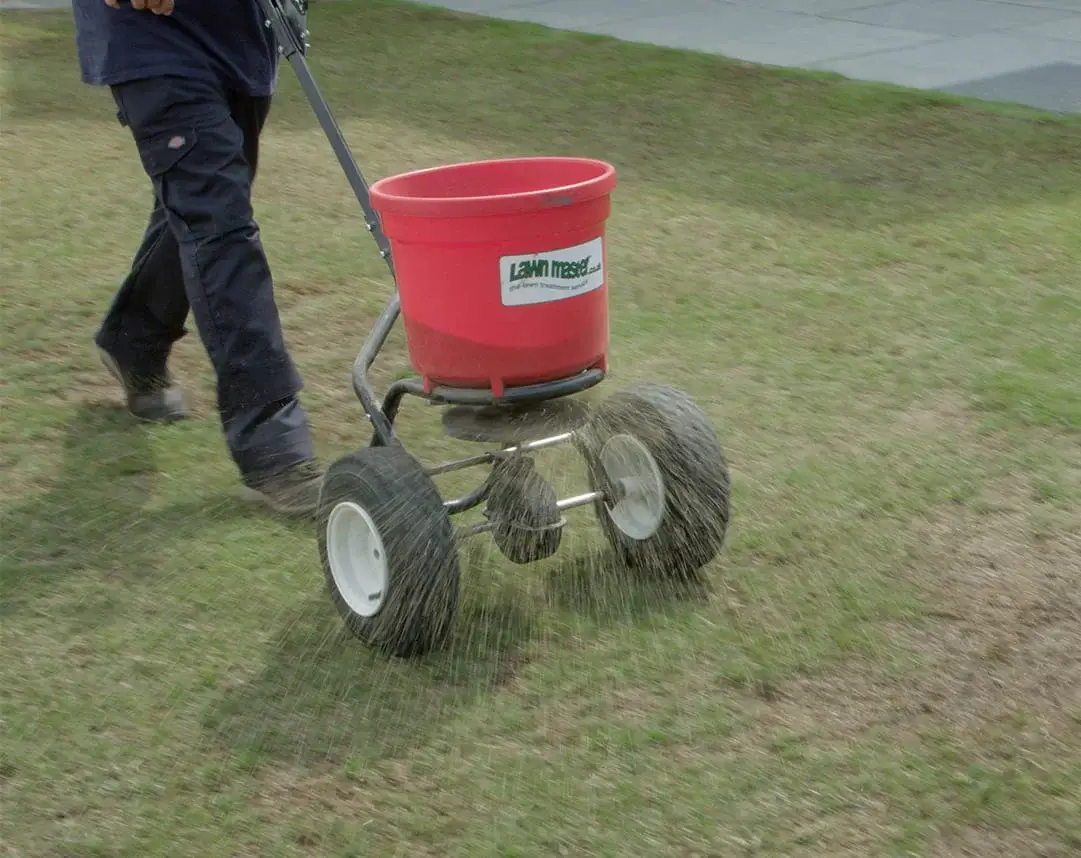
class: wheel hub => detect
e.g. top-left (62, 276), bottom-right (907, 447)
top-left (599, 434), bottom-right (666, 540)
top-left (325, 501), bottom-right (389, 618)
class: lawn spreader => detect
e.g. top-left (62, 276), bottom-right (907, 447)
top-left (259, 0), bottom-right (732, 658)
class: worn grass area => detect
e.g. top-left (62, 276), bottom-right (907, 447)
top-left (2, 2), bottom-right (1081, 856)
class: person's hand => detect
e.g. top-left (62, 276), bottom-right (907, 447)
top-left (104, 0), bottom-right (175, 15)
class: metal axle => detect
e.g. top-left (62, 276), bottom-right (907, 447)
top-left (428, 432), bottom-right (576, 479)
top-left (456, 490), bottom-right (605, 540)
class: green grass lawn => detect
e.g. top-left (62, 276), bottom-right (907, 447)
top-left (2, 2), bottom-right (1080, 856)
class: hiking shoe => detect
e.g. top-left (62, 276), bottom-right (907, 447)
top-left (98, 347), bottom-right (191, 424)
top-left (241, 459), bottom-right (325, 517)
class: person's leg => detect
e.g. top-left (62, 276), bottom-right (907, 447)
top-left (94, 194), bottom-right (192, 422)
top-left (96, 196), bottom-right (189, 368)
top-left (110, 74), bottom-right (320, 514)
top-left (219, 89), bottom-right (320, 503)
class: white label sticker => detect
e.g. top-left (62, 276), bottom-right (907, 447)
top-left (500, 237), bottom-right (605, 307)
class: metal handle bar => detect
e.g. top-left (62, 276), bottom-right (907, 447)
top-left (253, 0), bottom-right (403, 444)
top-left (254, 0), bottom-right (396, 280)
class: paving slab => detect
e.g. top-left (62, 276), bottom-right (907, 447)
top-left (945, 61), bottom-right (1081, 111)
top-left (588, 5), bottom-right (815, 54)
top-left (476, 0), bottom-right (722, 31)
top-left (829, 0), bottom-right (1079, 37)
top-left (748, 0), bottom-right (901, 13)
top-left (815, 29), bottom-right (1081, 89)
top-left (1013, 15), bottom-right (1081, 41)
top-left (710, 19), bottom-right (941, 68)
top-left (950, 0), bottom-right (1081, 7)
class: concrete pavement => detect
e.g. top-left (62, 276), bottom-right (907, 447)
top-left (430, 0), bottom-right (1081, 113)
top-left (5, 0), bottom-right (1079, 112)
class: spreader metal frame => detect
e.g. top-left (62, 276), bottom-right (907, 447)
top-left (258, 0), bottom-right (608, 523)
top-left (258, 0), bottom-right (731, 661)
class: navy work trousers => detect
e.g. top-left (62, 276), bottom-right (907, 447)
top-left (95, 74), bottom-right (313, 481)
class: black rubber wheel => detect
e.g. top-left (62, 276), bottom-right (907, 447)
top-left (576, 383), bottom-right (731, 580)
top-left (317, 445), bottom-right (460, 658)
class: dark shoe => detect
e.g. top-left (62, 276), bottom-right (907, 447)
top-left (98, 347), bottom-right (191, 424)
top-left (241, 459), bottom-right (325, 517)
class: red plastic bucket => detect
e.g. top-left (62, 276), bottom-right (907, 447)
top-left (369, 157), bottom-right (617, 396)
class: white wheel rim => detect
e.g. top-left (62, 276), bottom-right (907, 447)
top-left (600, 433), bottom-right (666, 540)
top-left (326, 501), bottom-right (389, 619)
